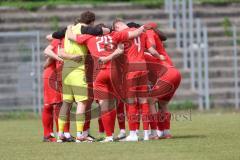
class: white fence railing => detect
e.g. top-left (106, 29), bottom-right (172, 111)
top-left (0, 31), bottom-right (42, 114)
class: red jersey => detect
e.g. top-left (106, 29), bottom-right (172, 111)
top-left (112, 28), bottom-right (152, 72)
top-left (145, 29), bottom-right (173, 65)
top-left (43, 39), bottom-right (63, 81)
top-left (75, 31), bottom-right (129, 69)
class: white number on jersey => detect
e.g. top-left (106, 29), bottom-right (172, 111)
top-left (134, 36), bottom-right (141, 52)
top-left (96, 36), bottom-right (113, 52)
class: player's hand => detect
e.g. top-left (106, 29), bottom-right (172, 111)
top-left (67, 25), bottom-right (73, 30)
top-left (46, 34), bottom-right (53, 41)
top-left (159, 55), bottom-right (166, 61)
top-left (72, 55), bottom-right (83, 63)
top-left (102, 27), bottom-right (111, 34)
top-left (98, 56), bottom-right (109, 64)
top-left (143, 22), bottom-right (158, 30)
top-left (56, 56), bottom-right (64, 62)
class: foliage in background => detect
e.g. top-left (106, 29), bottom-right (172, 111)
top-left (168, 100), bottom-right (198, 110)
top-left (222, 17), bottom-right (232, 37)
top-left (1, 0), bottom-right (240, 11)
top-left (50, 16), bottom-right (59, 31)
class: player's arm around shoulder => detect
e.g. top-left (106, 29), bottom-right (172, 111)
top-left (147, 47), bottom-right (165, 61)
top-left (44, 44), bottom-right (64, 62)
top-left (58, 48), bottom-right (82, 63)
top-left (98, 43), bottom-right (124, 64)
top-left (66, 25), bottom-right (77, 42)
top-left (128, 23), bottom-right (158, 39)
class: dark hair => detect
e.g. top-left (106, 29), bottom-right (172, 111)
top-left (127, 22), bottom-right (141, 28)
top-left (112, 18), bottom-right (123, 30)
top-left (96, 23), bottom-right (107, 28)
top-left (75, 11), bottom-right (95, 25)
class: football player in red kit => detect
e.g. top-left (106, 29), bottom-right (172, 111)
top-left (112, 19), bottom-right (165, 141)
top-left (144, 26), bottom-right (181, 139)
top-left (125, 22), bottom-right (181, 139)
top-left (42, 36), bottom-right (73, 142)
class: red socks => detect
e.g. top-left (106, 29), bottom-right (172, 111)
top-left (101, 110), bottom-right (114, 136)
top-left (98, 117), bottom-right (105, 133)
top-left (110, 109), bottom-right (116, 133)
top-left (139, 103), bottom-right (150, 130)
top-left (136, 105), bottom-right (140, 130)
top-left (126, 104), bottom-right (138, 131)
top-left (83, 100), bottom-right (93, 132)
top-left (157, 111), bottom-right (165, 131)
top-left (42, 104), bottom-right (53, 137)
top-left (149, 113), bottom-right (158, 130)
top-left (117, 101), bottom-right (125, 130)
top-left (54, 105), bottom-right (60, 132)
top-left (157, 111), bottom-right (171, 131)
top-left (165, 112), bottom-right (171, 130)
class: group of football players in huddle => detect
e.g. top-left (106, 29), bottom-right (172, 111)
top-left (42, 11), bottom-right (181, 143)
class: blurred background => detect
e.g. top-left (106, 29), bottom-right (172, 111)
top-left (0, 0), bottom-right (240, 116)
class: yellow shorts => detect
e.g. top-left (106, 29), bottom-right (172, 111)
top-left (62, 67), bottom-right (88, 103)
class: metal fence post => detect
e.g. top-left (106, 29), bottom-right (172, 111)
top-left (169, 0), bottom-right (174, 29)
top-left (188, 0), bottom-right (195, 90)
top-left (196, 19), bottom-right (204, 110)
top-left (164, 0), bottom-right (169, 13)
top-left (36, 31), bottom-right (42, 115)
top-left (176, 0), bottom-right (181, 49)
top-left (203, 27), bottom-right (210, 110)
top-left (31, 43), bottom-right (37, 114)
top-left (182, 0), bottom-right (188, 69)
top-left (232, 25), bottom-right (239, 110)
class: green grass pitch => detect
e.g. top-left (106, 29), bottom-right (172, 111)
top-left (0, 111), bottom-right (240, 160)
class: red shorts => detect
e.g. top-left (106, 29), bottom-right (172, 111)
top-left (43, 78), bottom-right (62, 105)
top-left (152, 67), bottom-right (181, 102)
top-left (93, 69), bottom-right (116, 100)
top-left (124, 71), bottom-right (149, 99)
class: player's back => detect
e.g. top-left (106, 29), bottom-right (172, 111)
top-left (146, 29), bottom-right (173, 65)
top-left (113, 28), bottom-right (147, 72)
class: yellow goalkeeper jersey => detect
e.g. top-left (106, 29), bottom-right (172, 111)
top-left (64, 23), bottom-right (88, 70)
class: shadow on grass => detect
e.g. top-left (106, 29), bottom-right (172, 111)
top-left (171, 135), bottom-right (207, 139)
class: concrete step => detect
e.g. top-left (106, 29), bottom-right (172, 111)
top-left (0, 19), bottom-right (171, 31)
top-left (208, 56), bottom-right (240, 69)
top-left (200, 16), bottom-right (240, 27)
top-left (172, 88), bottom-right (198, 101)
top-left (0, 3), bottom-right (153, 13)
top-left (209, 78), bottom-right (236, 89)
top-left (209, 88), bottom-right (237, 100)
top-left (208, 67), bottom-right (240, 79)
top-left (208, 46), bottom-right (240, 57)
top-left (0, 9), bottom-right (167, 23)
top-left (211, 99), bottom-right (236, 107)
top-left (0, 94), bottom-right (34, 107)
top-left (194, 6), bottom-right (240, 18)
top-left (206, 27), bottom-right (240, 37)
top-left (167, 36), bottom-right (235, 49)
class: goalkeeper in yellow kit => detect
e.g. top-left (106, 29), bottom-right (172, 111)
top-left (57, 11), bottom-right (96, 143)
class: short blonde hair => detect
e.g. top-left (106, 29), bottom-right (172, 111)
top-left (112, 18), bottom-right (123, 31)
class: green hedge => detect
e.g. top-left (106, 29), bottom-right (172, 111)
top-left (1, 0), bottom-right (240, 11)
